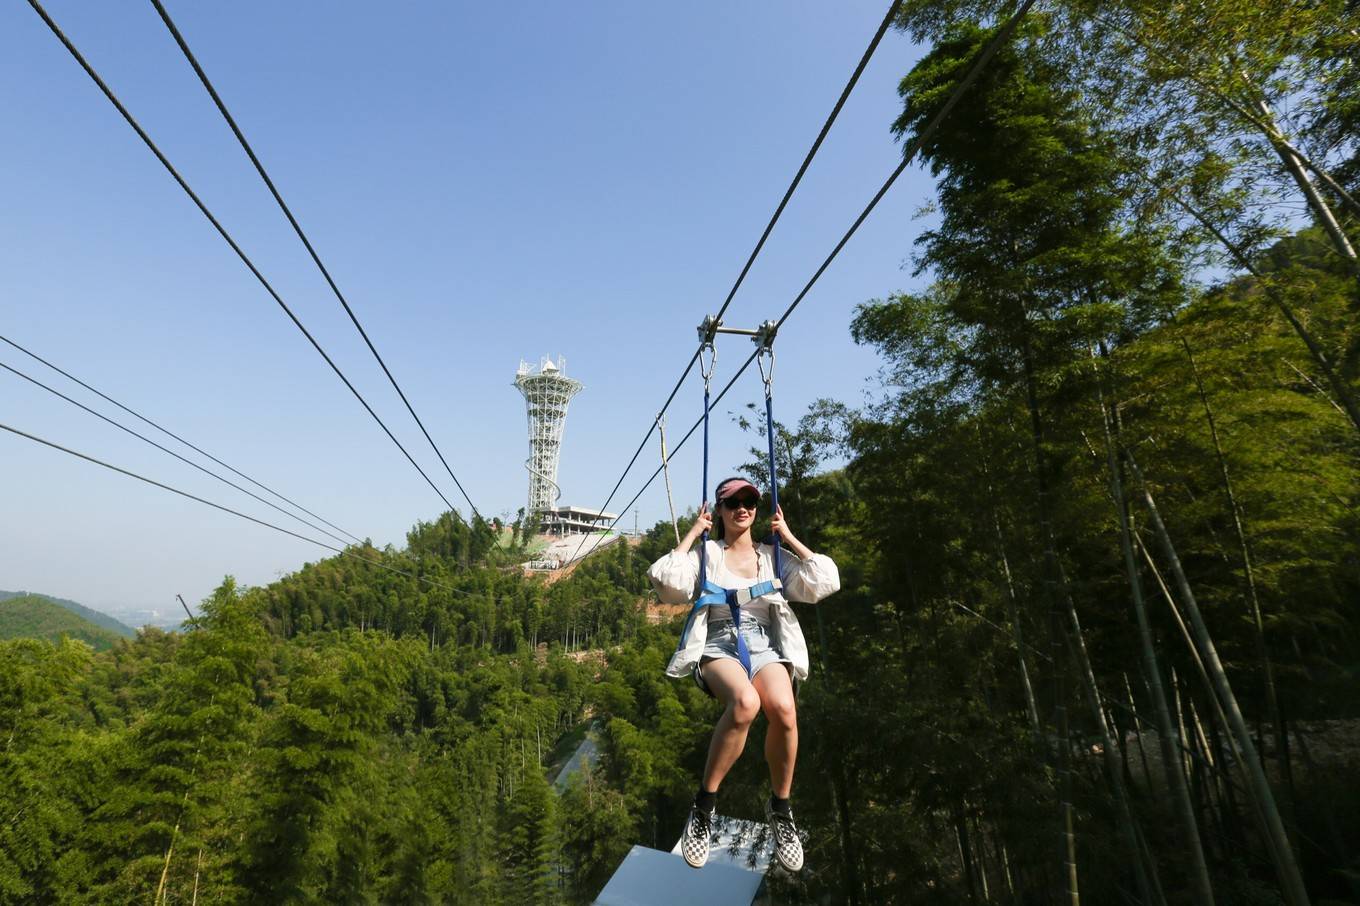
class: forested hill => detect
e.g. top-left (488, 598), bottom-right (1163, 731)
top-left (0, 593), bottom-right (132, 650)
top-left (0, 589), bottom-right (135, 639)
top-left (0, 517), bottom-right (709, 903)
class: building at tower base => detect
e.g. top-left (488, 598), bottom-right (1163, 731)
top-left (538, 505), bottom-right (618, 536)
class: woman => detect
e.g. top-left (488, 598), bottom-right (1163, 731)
top-left (648, 476), bottom-right (840, 872)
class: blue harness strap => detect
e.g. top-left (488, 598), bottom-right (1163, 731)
top-left (694, 578), bottom-right (782, 609)
top-left (691, 577), bottom-right (782, 677)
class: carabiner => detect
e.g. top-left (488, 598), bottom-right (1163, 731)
top-left (756, 345), bottom-right (775, 399)
top-left (699, 341), bottom-right (717, 388)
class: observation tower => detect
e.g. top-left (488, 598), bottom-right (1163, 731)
top-left (514, 356), bottom-right (583, 526)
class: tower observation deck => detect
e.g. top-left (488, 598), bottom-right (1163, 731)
top-left (514, 356), bottom-right (583, 526)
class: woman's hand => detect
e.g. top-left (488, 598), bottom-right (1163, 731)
top-left (771, 505), bottom-right (813, 559)
top-left (678, 503), bottom-right (712, 552)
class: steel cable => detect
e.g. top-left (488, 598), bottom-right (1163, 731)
top-left (0, 420), bottom-right (481, 598)
top-left (26, 0), bottom-right (463, 520)
top-left (710, 0), bottom-right (903, 329)
top-left (146, 0), bottom-right (483, 523)
top-left (1, 358), bottom-right (355, 548)
top-left (568, 0), bottom-right (904, 563)
top-left (0, 332), bottom-right (363, 546)
top-left (577, 0), bottom-right (1038, 545)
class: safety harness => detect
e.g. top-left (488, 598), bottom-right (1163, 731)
top-left (679, 317), bottom-right (783, 682)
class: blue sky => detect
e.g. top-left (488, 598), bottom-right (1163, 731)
top-left (1, 1), bottom-right (938, 616)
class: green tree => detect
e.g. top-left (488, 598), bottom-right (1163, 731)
top-left (242, 632), bottom-right (404, 901)
top-left (61, 577), bottom-right (265, 902)
top-left (558, 771), bottom-right (634, 905)
top-left (0, 637), bottom-right (90, 902)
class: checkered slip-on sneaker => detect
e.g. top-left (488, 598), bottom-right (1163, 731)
top-left (681, 803), bottom-right (715, 869)
top-left (766, 798), bottom-right (804, 873)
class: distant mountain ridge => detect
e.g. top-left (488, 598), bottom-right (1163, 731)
top-left (0, 594), bottom-right (131, 652)
top-left (0, 590), bottom-right (136, 638)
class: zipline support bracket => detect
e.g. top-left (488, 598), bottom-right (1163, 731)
top-left (753, 321), bottom-right (777, 396)
top-left (697, 315), bottom-right (779, 345)
top-left (752, 319), bottom-right (778, 351)
top-left (697, 314), bottom-right (722, 344)
top-left (696, 315), bottom-right (778, 393)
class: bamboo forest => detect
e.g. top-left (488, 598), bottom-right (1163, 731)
top-left (3, 0), bottom-right (1359, 903)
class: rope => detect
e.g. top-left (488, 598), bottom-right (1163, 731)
top-left (146, 0), bottom-right (485, 524)
top-left (25, 0), bottom-right (465, 521)
top-left (0, 421), bottom-right (481, 599)
top-left (0, 332), bottom-right (362, 545)
top-left (657, 414), bottom-right (680, 545)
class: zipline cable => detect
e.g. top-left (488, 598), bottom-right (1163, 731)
top-left (0, 420), bottom-right (481, 599)
top-left (774, 0), bottom-right (1035, 332)
top-left (577, 0), bottom-right (1038, 544)
top-left (568, 0), bottom-right (903, 564)
top-left (146, 0), bottom-right (484, 523)
top-left (710, 0), bottom-right (903, 329)
top-left (1, 358), bottom-right (355, 548)
top-left (0, 333), bottom-right (363, 546)
top-left (5, 346), bottom-right (489, 585)
top-left (597, 348), bottom-right (760, 533)
top-left (25, 0), bottom-right (465, 521)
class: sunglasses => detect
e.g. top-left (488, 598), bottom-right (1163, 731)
top-left (722, 497), bottom-right (759, 511)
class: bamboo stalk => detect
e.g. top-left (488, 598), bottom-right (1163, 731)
top-left (1124, 450), bottom-right (1312, 906)
top-left (154, 792), bottom-right (189, 906)
top-left (1097, 373), bottom-right (1215, 905)
top-left (1107, 699), bottom-right (1135, 791)
top-left (956, 802), bottom-right (980, 903)
top-left (1190, 700), bottom-right (1227, 834)
top-left (972, 810), bottom-right (992, 901)
top-left (1131, 817), bottom-right (1169, 906)
top-left (1064, 595), bottom-right (1162, 906)
top-left (1124, 672), bottom-right (1153, 786)
top-left (997, 514), bottom-right (1043, 741)
top-left (979, 435), bottom-right (1044, 741)
top-left (1173, 668), bottom-right (1216, 860)
top-left (1001, 841), bottom-right (1016, 901)
top-left (1180, 336), bottom-right (1290, 802)
top-left (1137, 530), bottom-right (1284, 858)
top-left (1018, 337), bottom-right (1080, 906)
top-left (1250, 94), bottom-right (1360, 278)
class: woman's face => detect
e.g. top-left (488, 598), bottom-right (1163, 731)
top-left (719, 493), bottom-right (759, 535)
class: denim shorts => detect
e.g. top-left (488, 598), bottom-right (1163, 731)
top-left (700, 617), bottom-right (790, 678)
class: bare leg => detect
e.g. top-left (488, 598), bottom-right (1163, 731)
top-left (700, 658), bottom-right (762, 793)
top-left (753, 664), bottom-right (797, 798)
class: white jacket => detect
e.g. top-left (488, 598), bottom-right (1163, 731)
top-left (648, 539), bottom-right (840, 682)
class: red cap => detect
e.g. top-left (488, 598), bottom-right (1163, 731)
top-left (715, 477), bottom-right (759, 502)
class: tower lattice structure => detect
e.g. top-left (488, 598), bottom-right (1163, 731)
top-left (513, 355), bottom-right (583, 522)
